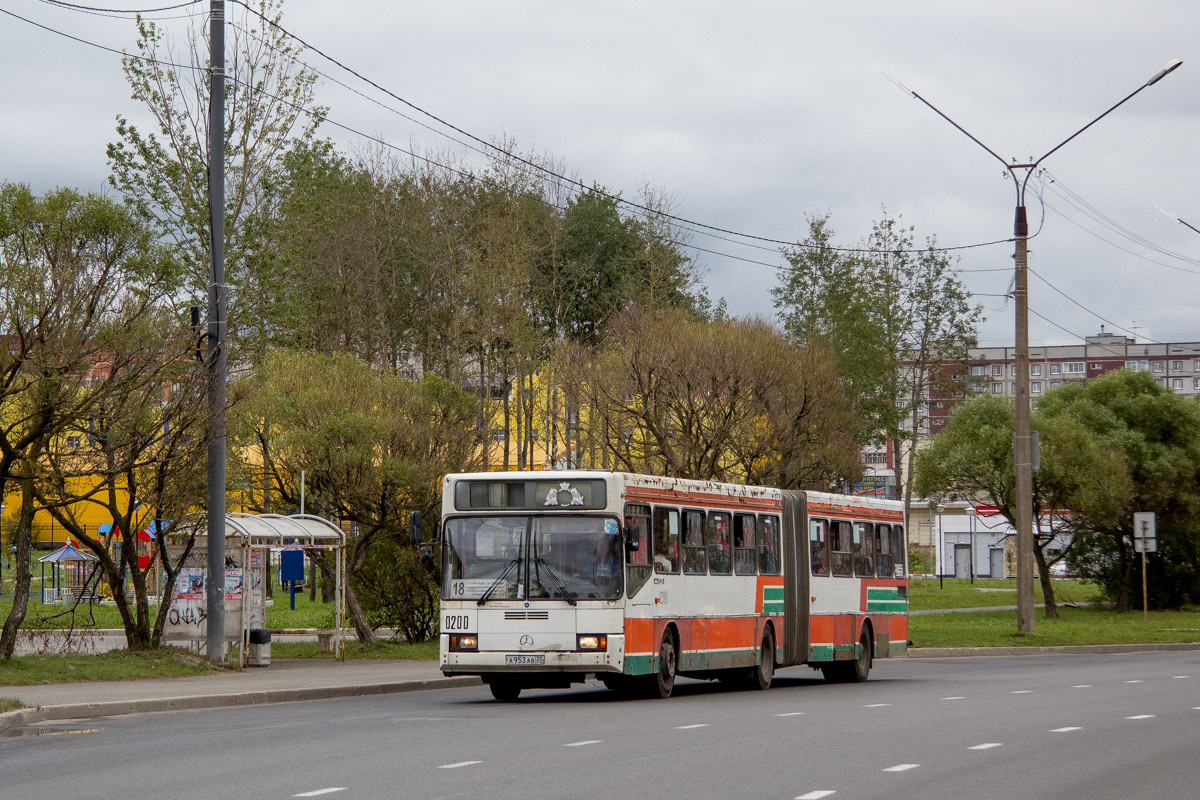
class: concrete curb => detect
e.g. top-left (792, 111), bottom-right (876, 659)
top-left (0, 675), bottom-right (482, 729)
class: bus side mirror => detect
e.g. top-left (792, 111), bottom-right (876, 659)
top-left (409, 511), bottom-right (423, 545)
top-left (625, 525), bottom-right (639, 552)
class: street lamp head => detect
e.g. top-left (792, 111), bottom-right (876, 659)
top-left (1148, 58), bottom-right (1183, 86)
top-left (965, 507), bottom-right (977, 516)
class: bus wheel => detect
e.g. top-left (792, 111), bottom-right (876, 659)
top-left (752, 629), bottom-right (775, 691)
top-left (851, 630), bottom-right (873, 682)
top-left (820, 629), bottom-right (872, 684)
top-left (489, 678), bottom-right (522, 701)
top-left (653, 631), bottom-right (678, 699)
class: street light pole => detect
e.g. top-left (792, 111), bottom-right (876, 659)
top-left (898, 58), bottom-right (1182, 634)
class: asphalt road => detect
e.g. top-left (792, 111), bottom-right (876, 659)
top-left (3, 651), bottom-right (1198, 800)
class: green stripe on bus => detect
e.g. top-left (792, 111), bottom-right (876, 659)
top-left (866, 600), bottom-right (908, 612)
top-left (763, 602), bottom-right (785, 614)
top-left (625, 654), bottom-right (655, 676)
top-left (763, 586), bottom-right (784, 600)
top-left (808, 643), bottom-right (857, 662)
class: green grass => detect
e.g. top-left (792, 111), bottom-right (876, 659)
top-left (909, 604), bottom-right (1200, 648)
top-left (0, 579), bottom-right (340, 630)
top-left (271, 638), bottom-right (438, 660)
top-left (908, 577), bottom-right (1101, 610)
top-left (0, 647), bottom-right (225, 687)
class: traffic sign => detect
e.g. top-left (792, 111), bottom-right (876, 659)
top-left (1133, 512), bottom-right (1157, 553)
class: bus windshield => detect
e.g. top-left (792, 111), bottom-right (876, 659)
top-left (443, 515), bottom-right (622, 602)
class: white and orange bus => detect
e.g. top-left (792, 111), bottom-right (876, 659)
top-left (439, 471), bottom-right (907, 700)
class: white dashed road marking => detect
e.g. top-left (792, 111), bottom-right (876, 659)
top-left (563, 740), bottom-right (602, 747)
top-left (294, 790), bottom-right (347, 797)
top-left (1051, 727), bottom-right (1082, 733)
top-left (1071, 685), bottom-right (1091, 688)
top-left (1126, 715), bottom-right (1155, 720)
top-left (863, 703), bottom-right (892, 708)
top-left (795, 791), bottom-right (837, 799)
top-left (1010, 690), bottom-right (1033, 694)
top-left (883, 764), bottom-right (920, 772)
top-left (941, 696), bottom-right (965, 701)
top-left (675, 724), bottom-right (710, 730)
top-left (1173, 675), bottom-right (1190, 679)
top-left (968, 743), bottom-right (1003, 750)
top-left (438, 761), bottom-right (482, 769)
top-left (776, 712), bottom-right (807, 717)
top-left (1125, 680), bottom-right (1143, 684)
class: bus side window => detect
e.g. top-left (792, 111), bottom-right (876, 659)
top-left (653, 507), bottom-right (680, 574)
top-left (809, 518), bottom-right (828, 576)
top-left (758, 514), bottom-right (780, 575)
top-left (831, 520), bottom-right (853, 577)
top-left (892, 525), bottom-right (906, 578)
top-left (853, 522), bottom-right (874, 577)
top-left (624, 504), bottom-right (651, 567)
top-left (734, 514), bottom-right (757, 575)
top-left (624, 503), bottom-right (653, 597)
top-left (875, 524), bottom-right (893, 578)
top-left (707, 512), bottom-right (732, 575)
top-left (683, 510), bottom-right (707, 575)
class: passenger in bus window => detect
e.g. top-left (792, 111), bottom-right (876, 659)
top-left (707, 513), bottom-right (731, 574)
top-left (810, 520), bottom-right (827, 575)
top-left (735, 515), bottom-right (756, 575)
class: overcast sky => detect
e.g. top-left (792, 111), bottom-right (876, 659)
top-left (3, 1), bottom-right (1198, 347)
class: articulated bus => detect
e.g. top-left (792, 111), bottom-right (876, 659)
top-left (439, 471), bottom-right (908, 700)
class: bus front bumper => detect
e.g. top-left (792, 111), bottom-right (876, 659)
top-left (440, 636), bottom-right (625, 677)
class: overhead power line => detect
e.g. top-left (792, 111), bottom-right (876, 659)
top-left (216, 0), bottom-right (1013, 257)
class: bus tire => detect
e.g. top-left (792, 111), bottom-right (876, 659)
top-left (489, 678), bottom-right (522, 701)
top-left (851, 629), bottom-right (873, 682)
top-left (652, 629), bottom-right (678, 699)
top-left (752, 628), bottom-right (775, 691)
top-left (820, 629), bottom-right (873, 684)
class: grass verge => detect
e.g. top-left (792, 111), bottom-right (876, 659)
top-left (0, 647), bottom-right (223, 687)
top-left (908, 577), bottom-right (1101, 610)
top-left (909, 605), bottom-right (1200, 648)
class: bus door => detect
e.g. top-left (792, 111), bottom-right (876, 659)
top-left (780, 491), bottom-right (809, 667)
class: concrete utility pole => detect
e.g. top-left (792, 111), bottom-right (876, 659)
top-left (206, 0), bottom-right (227, 664)
top-left (897, 58), bottom-right (1182, 635)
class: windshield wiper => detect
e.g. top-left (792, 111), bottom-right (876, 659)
top-left (476, 559), bottom-right (520, 606)
top-left (533, 557), bottom-right (577, 606)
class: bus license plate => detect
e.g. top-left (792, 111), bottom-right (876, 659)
top-left (506, 654), bottom-right (544, 665)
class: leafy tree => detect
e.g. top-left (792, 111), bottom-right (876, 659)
top-left (107, 0), bottom-right (322, 365)
top-left (575, 309), bottom-right (859, 486)
top-left (1036, 370), bottom-right (1200, 610)
top-left (234, 349), bottom-right (481, 641)
top-left (35, 308), bottom-right (210, 649)
top-left (774, 212), bottom-right (981, 517)
top-left (0, 183), bottom-right (177, 657)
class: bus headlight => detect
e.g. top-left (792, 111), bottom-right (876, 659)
top-left (577, 634), bottom-right (608, 651)
top-left (450, 634), bottom-right (478, 651)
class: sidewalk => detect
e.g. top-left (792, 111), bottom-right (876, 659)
top-left (0, 658), bottom-right (478, 729)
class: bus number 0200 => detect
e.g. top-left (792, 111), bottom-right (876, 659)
top-left (444, 615), bottom-right (471, 631)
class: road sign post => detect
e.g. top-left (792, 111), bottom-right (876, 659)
top-left (1133, 512), bottom-right (1156, 621)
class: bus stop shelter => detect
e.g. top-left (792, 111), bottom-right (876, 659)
top-left (164, 513), bottom-right (346, 665)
